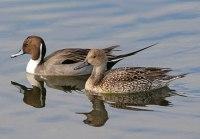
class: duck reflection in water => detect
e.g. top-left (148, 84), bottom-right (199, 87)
top-left (11, 74), bottom-right (182, 127)
top-left (77, 95), bottom-right (108, 127)
top-left (40, 75), bottom-right (89, 93)
top-left (11, 74), bottom-right (89, 108)
top-left (11, 74), bottom-right (46, 108)
top-left (77, 86), bottom-right (178, 127)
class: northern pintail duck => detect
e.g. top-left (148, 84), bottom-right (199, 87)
top-left (11, 36), bottom-right (156, 76)
top-left (75, 49), bottom-right (186, 93)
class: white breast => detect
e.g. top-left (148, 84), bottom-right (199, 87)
top-left (26, 44), bottom-right (42, 74)
top-left (26, 59), bottom-right (40, 74)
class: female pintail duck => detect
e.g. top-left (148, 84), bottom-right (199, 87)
top-left (11, 35), bottom-right (157, 76)
top-left (75, 49), bottom-right (186, 93)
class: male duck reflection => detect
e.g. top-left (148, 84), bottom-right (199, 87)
top-left (11, 35), bottom-right (156, 76)
top-left (11, 74), bottom-right (46, 108)
top-left (11, 73), bottom-right (89, 108)
top-left (75, 49), bottom-right (186, 93)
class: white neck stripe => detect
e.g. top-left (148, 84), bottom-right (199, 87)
top-left (26, 44), bottom-right (42, 74)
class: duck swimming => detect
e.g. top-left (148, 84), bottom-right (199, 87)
top-left (11, 35), bottom-right (156, 76)
top-left (75, 49), bottom-right (186, 93)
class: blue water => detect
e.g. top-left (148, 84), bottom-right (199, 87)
top-left (0, 0), bottom-right (200, 139)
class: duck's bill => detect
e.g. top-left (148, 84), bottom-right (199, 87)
top-left (74, 61), bottom-right (90, 70)
top-left (11, 49), bottom-right (24, 58)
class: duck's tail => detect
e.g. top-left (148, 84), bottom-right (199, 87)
top-left (103, 45), bottom-right (120, 53)
top-left (170, 73), bottom-right (188, 81)
top-left (163, 73), bottom-right (188, 84)
top-left (109, 43), bottom-right (158, 61)
top-left (152, 73), bottom-right (187, 90)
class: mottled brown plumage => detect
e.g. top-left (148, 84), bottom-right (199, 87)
top-left (99, 67), bottom-right (183, 93)
top-left (75, 49), bottom-right (186, 93)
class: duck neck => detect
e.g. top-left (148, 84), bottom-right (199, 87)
top-left (26, 44), bottom-right (43, 74)
top-left (88, 63), bottom-right (107, 86)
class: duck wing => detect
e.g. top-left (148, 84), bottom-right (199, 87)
top-left (44, 48), bottom-right (88, 64)
top-left (43, 43), bottom-right (156, 65)
top-left (100, 67), bottom-right (184, 93)
top-left (43, 45), bottom-right (120, 65)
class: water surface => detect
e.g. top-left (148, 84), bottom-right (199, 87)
top-left (0, 0), bottom-right (200, 139)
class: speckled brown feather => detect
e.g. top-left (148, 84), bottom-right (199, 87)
top-left (98, 67), bottom-right (184, 93)
top-left (81, 49), bottom-right (186, 93)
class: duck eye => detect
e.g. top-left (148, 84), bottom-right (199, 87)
top-left (24, 43), bottom-right (28, 47)
top-left (93, 56), bottom-right (96, 58)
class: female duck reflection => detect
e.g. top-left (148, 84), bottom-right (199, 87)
top-left (77, 87), bottom-right (175, 127)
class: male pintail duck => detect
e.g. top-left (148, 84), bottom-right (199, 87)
top-left (11, 35), bottom-right (157, 76)
top-left (75, 49), bottom-right (186, 93)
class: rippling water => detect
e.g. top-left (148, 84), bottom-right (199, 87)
top-left (0, 0), bottom-right (200, 139)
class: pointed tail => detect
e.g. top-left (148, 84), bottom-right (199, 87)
top-left (109, 43), bottom-right (158, 60)
top-left (171, 73), bottom-right (188, 81)
top-left (163, 73), bottom-right (188, 84)
top-left (103, 45), bottom-right (120, 53)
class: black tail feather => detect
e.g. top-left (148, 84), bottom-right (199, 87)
top-left (103, 45), bottom-right (120, 53)
top-left (110, 43), bottom-right (158, 60)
